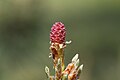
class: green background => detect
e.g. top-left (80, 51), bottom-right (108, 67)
top-left (0, 0), bottom-right (120, 80)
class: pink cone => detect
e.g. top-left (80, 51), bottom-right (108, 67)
top-left (50, 22), bottom-right (66, 44)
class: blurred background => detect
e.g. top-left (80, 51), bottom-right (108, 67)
top-left (0, 0), bottom-right (120, 80)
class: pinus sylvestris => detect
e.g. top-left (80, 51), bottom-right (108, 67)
top-left (45, 22), bottom-right (83, 80)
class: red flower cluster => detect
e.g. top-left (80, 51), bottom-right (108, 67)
top-left (50, 22), bottom-right (66, 44)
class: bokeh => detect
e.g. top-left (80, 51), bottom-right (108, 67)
top-left (0, 0), bottom-right (120, 80)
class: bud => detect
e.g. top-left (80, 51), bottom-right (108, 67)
top-left (50, 22), bottom-right (66, 44)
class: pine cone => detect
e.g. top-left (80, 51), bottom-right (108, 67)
top-left (50, 22), bottom-right (66, 44)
